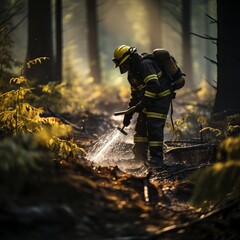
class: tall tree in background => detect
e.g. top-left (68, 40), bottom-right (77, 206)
top-left (164, 0), bottom-right (195, 89)
top-left (25, 0), bottom-right (54, 86)
top-left (147, 0), bottom-right (164, 50)
top-left (55, 0), bottom-right (62, 82)
top-left (0, 0), bottom-right (25, 86)
top-left (0, 0), bottom-right (15, 85)
top-left (86, 0), bottom-right (101, 83)
top-left (213, 0), bottom-right (240, 113)
top-left (204, 0), bottom-right (212, 82)
top-left (181, 0), bottom-right (194, 88)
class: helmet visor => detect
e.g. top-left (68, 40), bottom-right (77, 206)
top-left (119, 59), bottom-right (129, 74)
top-left (112, 51), bottom-right (130, 67)
top-left (112, 57), bottom-right (121, 67)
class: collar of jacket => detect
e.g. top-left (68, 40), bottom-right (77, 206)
top-left (129, 53), bottom-right (142, 74)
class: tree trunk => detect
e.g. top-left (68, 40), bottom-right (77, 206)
top-left (213, 0), bottom-right (240, 113)
top-left (147, 0), bottom-right (164, 50)
top-left (25, 0), bottom-right (54, 86)
top-left (55, 0), bottom-right (62, 82)
top-left (181, 0), bottom-right (194, 89)
top-left (204, 0), bottom-right (212, 83)
top-left (86, 0), bottom-right (101, 83)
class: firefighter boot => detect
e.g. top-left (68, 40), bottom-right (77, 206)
top-left (132, 142), bottom-right (148, 162)
top-left (128, 142), bottom-right (148, 170)
top-left (149, 146), bottom-right (167, 172)
top-left (118, 142), bottom-right (149, 178)
top-left (119, 142), bottom-right (148, 174)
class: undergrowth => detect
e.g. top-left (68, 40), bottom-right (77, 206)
top-left (166, 84), bottom-right (240, 209)
top-left (0, 58), bottom-right (86, 171)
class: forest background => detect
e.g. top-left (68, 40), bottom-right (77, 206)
top-left (7, 0), bottom-right (217, 114)
top-left (1, 0), bottom-right (240, 230)
top-left (2, 1), bottom-right (240, 239)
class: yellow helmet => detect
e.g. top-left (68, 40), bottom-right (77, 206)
top-left (112, 45), bottom-right (136, 67)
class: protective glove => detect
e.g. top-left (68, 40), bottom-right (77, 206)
top-left (123, 113), bottom-right (133, 127)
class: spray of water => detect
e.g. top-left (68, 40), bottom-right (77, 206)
top-left (87, 127), bottom-right (149, 177)
top-left (87, 128), bottom-right (128, 167)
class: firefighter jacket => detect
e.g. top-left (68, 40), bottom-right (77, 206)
top-left (127, 54), bottom-right (172, 109)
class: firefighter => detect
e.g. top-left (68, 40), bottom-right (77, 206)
top-left (112, 45), bottom-right (174, 171)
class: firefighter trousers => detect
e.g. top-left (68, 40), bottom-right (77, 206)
top-left (133, 93), bottom-right (173, 165)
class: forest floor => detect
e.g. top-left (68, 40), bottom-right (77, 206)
top-left (0, 110), bottom-right (239, 240)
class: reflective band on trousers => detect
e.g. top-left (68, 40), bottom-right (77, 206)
top-left (134, 136), bottom-right (148, 143)
top-left (147, 112), bottom-right (167, 119)
top-left (149, 141), bottom-right (163, 147)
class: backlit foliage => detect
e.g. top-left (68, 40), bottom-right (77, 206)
top-left (0, 60), bottom-right (86, 170)
top-left (217, 137), bottom-right (240, 162)
top-left (197, 79), bottom-right (215, 108)
top-left (38, 75), bottom-right (124, 115)
top-left (39, 80), bottom-right (90, 114)
top-left (166, 80), bottom-right (215, 141)
top-left (189, 137), bottom-right (240, 208)
top-left (23, 57), bottom-right (50, 71)
top-left (200, 113), bottom-right (240, 141)
top-left (199, 126), bottom-right (222, 142)
top-left (167, 112), bottom-right (209, 141)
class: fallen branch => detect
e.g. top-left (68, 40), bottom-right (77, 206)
top-left (165, 143), bottom-right (216, 154)
top-left (105, 198), bottom-right (240, 240)
top-left (162, 164), bottom-right (212, 180)
top-left (48, 108), bottom-right (84, 132)
top-left (152, 197), bottom-right (240, 237)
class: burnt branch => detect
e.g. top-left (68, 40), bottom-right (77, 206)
top-left (204, 56), bottom-right (217, 65)
top-left (0, 2), bottom-right (25, 26)
top-left (9, 15), bottom-right (27, 34)
top-left (190, 32), bottom-right (217, 41)
top-left (48, 108), bottom-right (84, 132)
top-left (206, 79), bottom-right (217, 90)
top-left (205, 13), bottom-right (217, 24)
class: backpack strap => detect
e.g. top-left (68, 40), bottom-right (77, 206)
top-left (170, 92), bottom-right (176, 130)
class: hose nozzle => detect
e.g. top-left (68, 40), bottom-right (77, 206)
top-left (117, 126), bottom-right (128, 135)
